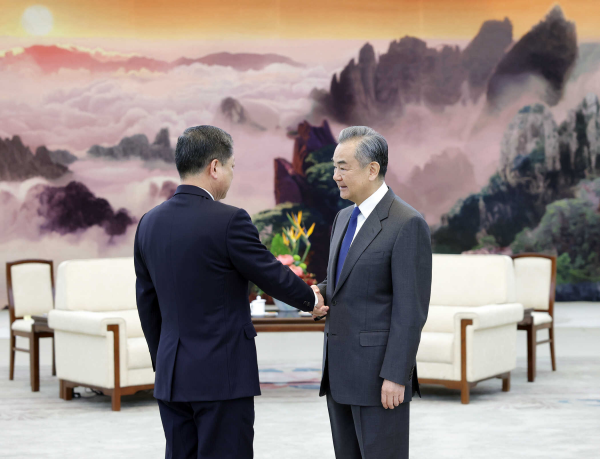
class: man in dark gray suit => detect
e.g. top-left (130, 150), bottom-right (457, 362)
top-left (313, 126), bottom-right (432, 459)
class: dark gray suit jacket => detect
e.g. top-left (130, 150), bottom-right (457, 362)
top-left (317, 187), bottom-right (432, 406)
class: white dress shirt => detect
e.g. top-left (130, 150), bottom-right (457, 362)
top-left (351, 181), bottom-right (388, 245)
top-left (199, 187), bottom-right (215, 200)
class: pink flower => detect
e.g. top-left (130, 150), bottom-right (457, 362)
top-left (277, 254), bottom-right (294, 266)
top-left (290, 265), bottom-right (304, 276)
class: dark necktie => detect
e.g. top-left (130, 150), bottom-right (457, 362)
top-left (335, 206), bottom-right (361, 288)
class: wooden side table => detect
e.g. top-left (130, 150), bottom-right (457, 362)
top-left (30, 315), bottom-right (56, 392)
top-left (517, 308), bottom-right (535, 382)
top-left (251, 311), bottom-right (325, 332)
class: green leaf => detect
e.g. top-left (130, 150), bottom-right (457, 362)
top-left (269, 233), bottom-right (292, 257)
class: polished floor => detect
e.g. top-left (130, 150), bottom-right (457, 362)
top-left (1, 303), bottom-right (599, 458)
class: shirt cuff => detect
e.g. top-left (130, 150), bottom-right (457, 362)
top-left (313, 291), bottom-right (319, 308)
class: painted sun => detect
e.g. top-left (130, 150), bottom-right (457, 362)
top-left (21, 5), bottom-right (54, 36)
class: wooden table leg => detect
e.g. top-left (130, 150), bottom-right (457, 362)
top-left (30, 333), bottom-right (40, 392)
top-left (527, 325), bottom-right (536, 383)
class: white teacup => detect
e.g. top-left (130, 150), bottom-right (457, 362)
top-left (250, 295), bottom-right (266, 316)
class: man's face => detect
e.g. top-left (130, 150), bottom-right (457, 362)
top-left (332, 141), bottom-right (373, 204)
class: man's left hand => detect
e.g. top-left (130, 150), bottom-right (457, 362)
top-left (381, 379), bottom-right (405, 409)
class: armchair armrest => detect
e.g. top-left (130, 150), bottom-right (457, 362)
top-left (48, 310), bottom-right (127, 336)
top-left (424, 303), bottom-right (524, 333)
top-left (453, 303), bottom-right (523, 330)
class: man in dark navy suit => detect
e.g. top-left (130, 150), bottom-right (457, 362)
top-left (134, 125), bottom-right (328, 459)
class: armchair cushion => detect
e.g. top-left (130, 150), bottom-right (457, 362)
top-left (127, 337), bottom-right (153, 370)
top-left (513, 257), bottom-right (552, 311)
top-left (430, 254), bottom-right (516, 306)
top-left (10, 262), bottom-right (54, 317)
top-left (532, 311), bottom-right (552, 325)
top-left (55, 258), bottom-right (136, 312)
top-left (11, 318), bottom-right (34, 333)
top-left (416, 332), bottom-right (454, 363)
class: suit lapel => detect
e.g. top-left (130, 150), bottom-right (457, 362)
top-left (333, 188), bottom-right (396, 296)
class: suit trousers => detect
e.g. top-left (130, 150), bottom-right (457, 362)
top-left (326, 387), bottom-right (410, 459)
top-left (157, 396), bottom-right (254, 459)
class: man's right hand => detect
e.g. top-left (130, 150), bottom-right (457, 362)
top-left (311, 285), bottom-right (328, 318)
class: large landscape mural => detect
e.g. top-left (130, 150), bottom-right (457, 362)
top-left (1, 1), bottom-right (599, 302)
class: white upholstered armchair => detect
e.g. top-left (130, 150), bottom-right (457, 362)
top-left (48, 257), bottom-right (154, 411)
top-left (416, 254), bottom-right (524, 403)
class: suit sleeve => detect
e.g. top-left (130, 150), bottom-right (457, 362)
top-left (379, 216), bottom-right (432, 386)
top-left (134, 215), bottom-right (161, 372)
top-left (227, 208), bottom-right (315, 312)
top-left (316, 210), bottom-right (341, 304)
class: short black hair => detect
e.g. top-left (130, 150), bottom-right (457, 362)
top-left (175, 125), bottom-right (234, 179)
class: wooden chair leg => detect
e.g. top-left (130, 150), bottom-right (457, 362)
top-left (549, 325), bottom-right (557, 371)
top-left (502, 373), bottom-right (510, 392)
top-left (30, 333), bottom-right (40, 392)
top-left (9, 333), bottom-right (16, 380)
top-left (111, 390), bottom-right (121, 411)
top-left (51, 336), bottom-right (56, 376)
top-left (527, 324), bottom-right (536, 382)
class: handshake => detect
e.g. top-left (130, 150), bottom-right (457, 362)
top-left (310, 285), bottom-right (329, 319)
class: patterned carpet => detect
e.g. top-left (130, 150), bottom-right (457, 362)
top-left (1, 352), bottom-right (600, 459)
top-left (1, 307), bottom-right (600, 458)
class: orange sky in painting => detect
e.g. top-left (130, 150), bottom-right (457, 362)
top-left (1, 0), bottom-right (599, 40)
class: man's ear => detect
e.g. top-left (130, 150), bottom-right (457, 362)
top-left (209, 159), bottom-right (219, 179)
top-left (369, 162), bottom-right (381, 181)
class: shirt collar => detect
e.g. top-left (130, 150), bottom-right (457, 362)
top-left (198, 187), bottom-right (214, 200)
top-left (356, 181), bottom-right (388, 219)
top-left (174, 184), bottom-right (215, 200)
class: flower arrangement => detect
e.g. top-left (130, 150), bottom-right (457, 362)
top-left (275, 211), bottom-right (317, 286)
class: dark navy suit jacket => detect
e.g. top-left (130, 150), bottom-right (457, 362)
top-left (134, 185), bottom-right (316, 402)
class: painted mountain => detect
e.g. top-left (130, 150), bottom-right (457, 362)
top-left (0, 45), bottom-right (304, 74)
top-left (313, 6), bottom-right (578, 124)
top-left (0, 136), bottom-right (70, 181)
top-left (1, 4), bottom-right (599, 303)
top-left (87, 128), bottom-right (175, 163)
top-left (434, 93), bottom-right (600, 300)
